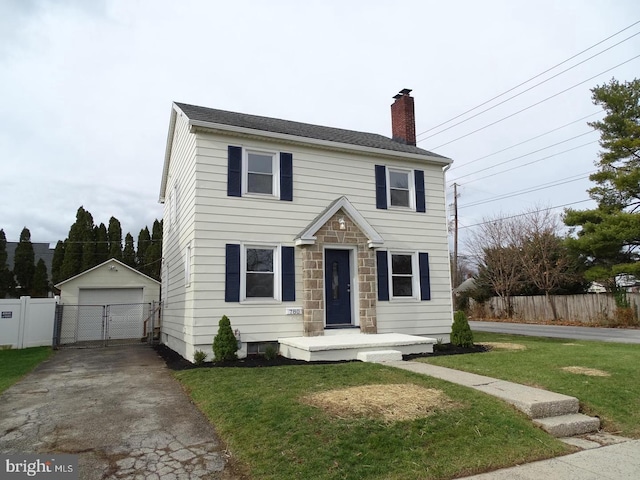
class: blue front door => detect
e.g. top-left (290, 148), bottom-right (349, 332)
top-left (325, 249), bottom-right (352, 326)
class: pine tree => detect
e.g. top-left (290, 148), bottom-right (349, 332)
top-left (123, 233), bottom-right (136, 267)
top-left (108, 217), bottom-right (123, 261)
top-left (13, 227), bottom-right (35, 296)
top-left (565, 78), bottom-right (640, 283)
top-left (31, 259), bottom-right (49, 297)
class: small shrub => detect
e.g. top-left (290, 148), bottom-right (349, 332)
top-left (264, 344), bottom-right (278, 361)
top-left (451, 310), bottom-right (474, 348)
top-left (213, 315), bottom-right (238, 362)
top-left (193, 349), bottom-right (208, 365)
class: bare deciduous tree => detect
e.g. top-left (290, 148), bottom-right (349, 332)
top-left (509, 209), bottom-right (578, 320)
top-left (466, 216), bottom-right (521, 317)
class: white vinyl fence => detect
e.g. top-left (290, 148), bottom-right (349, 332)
top-left (0, 296), bottom-right (57, 349)
top-left (470, 293), bottom-right (640, 324)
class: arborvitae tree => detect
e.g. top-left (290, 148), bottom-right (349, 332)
top-left (451, 311), bottom-right (474, 348)
top-left (213, 315), bottom-right (238, 361)
top-left (145, 219), bottom-right (163, 280)
top-left (13, 227), bottom-right (35, 296)
top-left (31, 259), bottom-right (49, 297)
top-left (51, 240), bottom-right (65, 286)
top-left (95, 223), bottom-right (109, 264)
top-left (136, 227), bottom-right (151, 273)
top-left (61, 207), bottom-right (90, 281)
top-left (81, 210), bottom-right (97, 271)
top-left (122, 233), bottom-right (136, 267)
top-left (0, 229), bottom-right (15, 298)
top-left (108, 217), bottom-right (123, 261)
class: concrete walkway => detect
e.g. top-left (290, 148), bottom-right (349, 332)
top-left (0, 347), bottom-right (231, 479)
top-left (388, 360), bottom-right (640, 479)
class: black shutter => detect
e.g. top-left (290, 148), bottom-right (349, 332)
top-left (376, 251), bottom-right (389, 301)
top-left (415, 169), bottom-right (426, 213)
top-left (281, 246), bottom-right (295, 301)
top-left (227, 146), bottom-right (242, 197)
top-left (225, 244), bottom-right (240, 302)
top-left (419, 252), bottom-right (431, 301)
top-left (280, 152), bottom-right (293, 201)
top-left (375, 165), bottom-right (387, 209)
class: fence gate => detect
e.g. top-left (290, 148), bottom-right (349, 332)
top-left (53, 302), bottom-right (161, 348)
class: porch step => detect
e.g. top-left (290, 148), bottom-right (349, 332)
top-left (533, 413), bottom-right (601, 437)
top-left (278, 333), bottom-right (435, 362)
top-left (357, 350), bottom-right (403, 363)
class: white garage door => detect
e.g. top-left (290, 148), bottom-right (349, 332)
top-left (78, 288), bottom-right (145, 341)
top-left (79, 288), bottom-right (143, 305)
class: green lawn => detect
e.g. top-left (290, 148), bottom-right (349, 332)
top-left (176, 362), bottom-right (570, 480)
top-left (421, 332), bottom-right (640, 437)
top-left (0, 346), bottom-right (53, 394)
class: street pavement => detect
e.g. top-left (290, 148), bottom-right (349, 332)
top-left (469, 320), bottom-right (640, 343)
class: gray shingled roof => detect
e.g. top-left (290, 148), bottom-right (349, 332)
top-left (175, 102), bottom-right (448, 159)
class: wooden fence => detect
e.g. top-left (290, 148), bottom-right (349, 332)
top-left (470, 293), bottom-right (640, 324)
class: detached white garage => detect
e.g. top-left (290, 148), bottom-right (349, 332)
top-left (55, 258), bottom-right (161, 346)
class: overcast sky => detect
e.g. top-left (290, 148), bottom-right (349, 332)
top-left (1, 0), bottom-right (639, 259)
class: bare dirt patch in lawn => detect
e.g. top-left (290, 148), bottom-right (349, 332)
top-left (479, 342), bottom-right (527, 351)
top-left (561, 366), bottom-right (611, 377)
top-left (302, 383), bottom-right (459, 422)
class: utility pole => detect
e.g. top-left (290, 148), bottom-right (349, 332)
top-left (453, 182), bottom-right (459, 289)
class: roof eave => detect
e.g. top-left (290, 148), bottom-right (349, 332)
top-left (188, 119), bottom-right (452, 166)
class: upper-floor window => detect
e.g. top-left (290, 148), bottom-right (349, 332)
top-left (244, 150), bottom-right (279, 197)
top-left (228, 146), bottom-right (292, 201)
top-left (376, 165), bottom-right (425, 212)
top-left (387, 168), bottom-right (414, 208)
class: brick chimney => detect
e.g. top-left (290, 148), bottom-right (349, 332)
top-left (391, 88), bottom-right (416, 146)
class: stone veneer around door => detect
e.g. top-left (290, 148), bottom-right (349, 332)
top-left (301, 209), bottom-right (378, 336)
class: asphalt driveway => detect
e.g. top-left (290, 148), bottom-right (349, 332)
top-left (0, 346), bottom-right (233, 479)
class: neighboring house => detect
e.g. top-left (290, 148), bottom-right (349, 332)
top-left (159, 89), bottom-right (453, 361)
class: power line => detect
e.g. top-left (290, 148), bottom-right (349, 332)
top-left (428, 54), bottom-right (640, 150)
top-left (458, 199), bottom-right (593, 230)
top-left (416, 19), bottom-right (640, 139)
top-left (450, 131), bottom-right (597, 181)
top-left (419, 30), bottom-right (640, 142)
top-left (448, 111), bottom-right (602, 172)
top-left (457, 141), bottom-right (598, 185)
top-left (458, 172), bottom-right (594, 209)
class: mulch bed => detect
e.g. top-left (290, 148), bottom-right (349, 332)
top-left (155, 342), bottom-right (488, 371)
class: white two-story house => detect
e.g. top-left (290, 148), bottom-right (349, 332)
top-left (159, 89), bottom-right (453, 361)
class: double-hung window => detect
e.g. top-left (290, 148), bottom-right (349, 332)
top-left (387, 168), bottom-right (414, 209)
top-left (244, 151), bottom-right (278, 196)
top-left (243, 245), bottom-right (279, 300)
top-left (390, 252), bottom-right (418, 299)
top-left (375, 165), bottom-right (425, 212)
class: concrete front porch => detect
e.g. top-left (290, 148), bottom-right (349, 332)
top-left (278, 333), bottom-right (436, 362)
